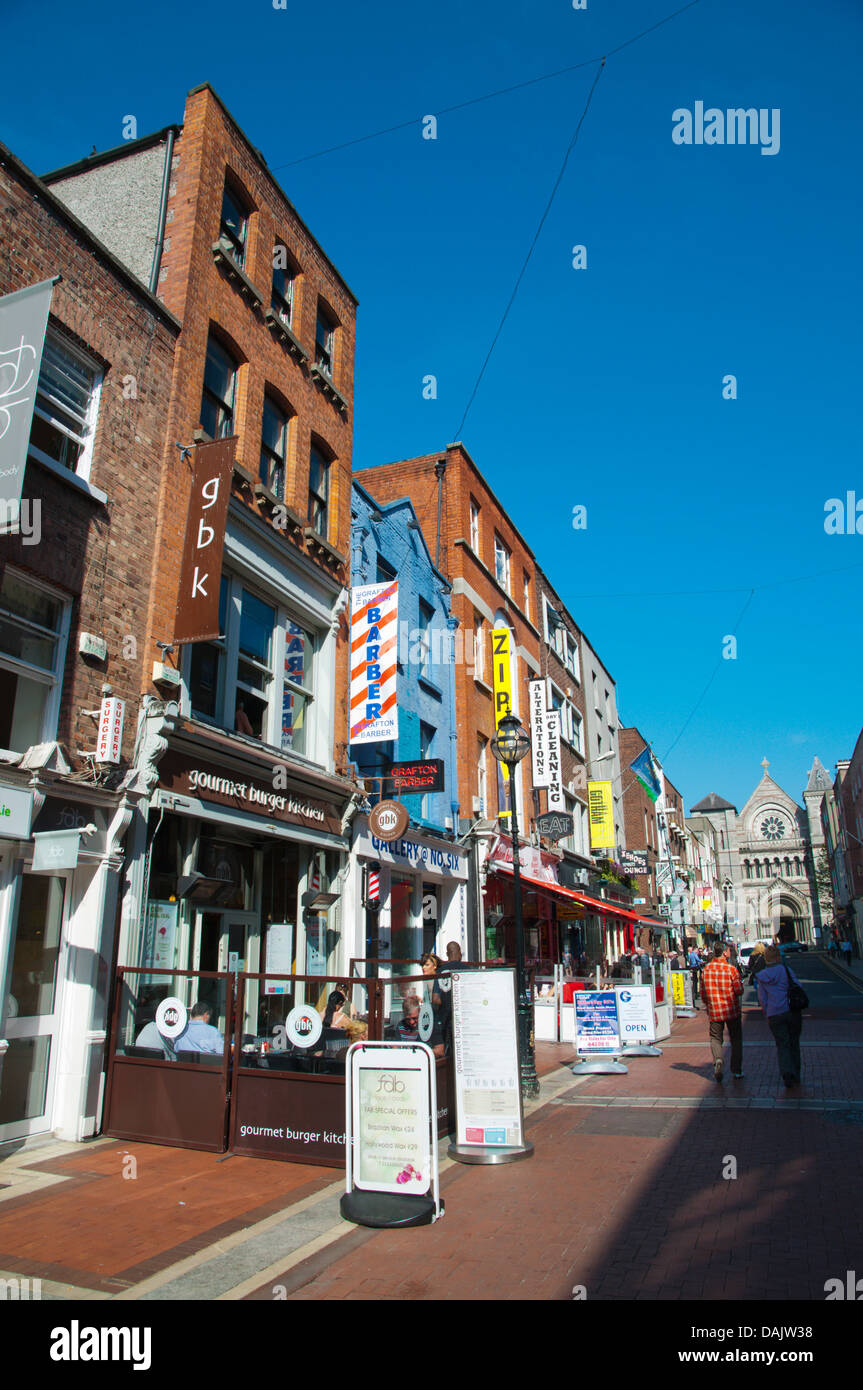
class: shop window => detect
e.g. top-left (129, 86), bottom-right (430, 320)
top-left (0, 568), bottom-right (70, 754)
top-left (27, 327), bottom-right (102, 481)
top-left (200, 334), bottom-right (237, 440)
top-left (186, 572), bottom-right (318, 758)
top-left (271, 244), bottom-right (296, 325)
top-left (315, 303), bottom-right (336, 378)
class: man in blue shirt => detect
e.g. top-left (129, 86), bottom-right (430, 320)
top-left (175, 1000), bottom-right (224, 1054)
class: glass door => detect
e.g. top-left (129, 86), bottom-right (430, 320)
top-left (0, 873), bottom-right (67, 1141)
top-left (193, 909), bottom-right (258, 1033)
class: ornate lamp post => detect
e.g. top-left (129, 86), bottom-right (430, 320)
top-left (490, 712), bottom-right (540, 1100)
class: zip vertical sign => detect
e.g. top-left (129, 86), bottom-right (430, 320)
top-left (173, 437), bottom-right (236, 645)
top-left (350, 581), bottom-right (398, 745)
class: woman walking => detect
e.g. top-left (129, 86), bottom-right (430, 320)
top-left (756, 945), bottom-right (806, 1087)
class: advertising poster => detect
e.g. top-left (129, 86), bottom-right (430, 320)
top-left (615, 985), bottom-right (656, 1044)
top-left (574, 990), bottom-right (621, 1054)
top-left (669, 971), bottom-right (692, 1008)
top-left (451, 969), bottom-right (523, 1148)
top-left (587, 780), bottom-right (615, 849)
top-left (356, 1060), bottom-right (430, 1194)
top-left (350, 581), bottom-right (398, 745)
top-left (143, 900), bottom-right (179, 972)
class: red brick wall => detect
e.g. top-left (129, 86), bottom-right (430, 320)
top-left (356, 444), bottom-right (541, 818)
top-left (0, 147), bottom-right (178, 764)
top-left (144, 86), bottom-right (358, 767)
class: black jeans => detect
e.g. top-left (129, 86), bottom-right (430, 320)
top-left (768, 1010), bottom-right (802, 1082)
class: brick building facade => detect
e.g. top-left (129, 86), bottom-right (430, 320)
top-left (0, 140), bottom-right (178, 1143)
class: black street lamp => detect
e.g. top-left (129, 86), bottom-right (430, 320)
top-left (490, 712), bottom-right (541, 1100)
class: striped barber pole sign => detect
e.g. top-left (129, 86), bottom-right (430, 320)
top-left (350, 581), bottom-right (399, 745)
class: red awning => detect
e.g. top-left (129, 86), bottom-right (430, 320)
top-left (490, 862), bottom-right (651, 924)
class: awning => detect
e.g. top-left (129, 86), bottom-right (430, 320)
top-left (490, 862), bottom-right (655, 925)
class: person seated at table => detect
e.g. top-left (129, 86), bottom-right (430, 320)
top-left (175, 1000), bottom-right (224, 1054)
top-left (322, 989), bottom-right (368, 1042)
top-left (398, 994), bottom-right (421, 1040)
top-left (445, 941), bottom-right (463, 963)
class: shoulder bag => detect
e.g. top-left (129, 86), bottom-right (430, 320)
top-left (783, 964), bottom-right (809, 1013)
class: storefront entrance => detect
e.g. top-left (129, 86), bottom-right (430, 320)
top-left (0, 873), bottom-right (67, 1141)
top-left (193, 910), bottom-right (258, 1033)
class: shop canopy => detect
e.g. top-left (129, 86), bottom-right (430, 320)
top-left (490, 861), bottom-right (660, 928)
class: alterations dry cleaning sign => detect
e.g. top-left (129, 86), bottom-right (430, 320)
top-left (350, 581), bottom-right (398, 745)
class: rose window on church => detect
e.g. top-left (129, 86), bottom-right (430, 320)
top-left (760, 814), bottom-right (786, 842)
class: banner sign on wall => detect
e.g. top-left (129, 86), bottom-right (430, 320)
top-left (620, 848), bottom-right (649, 876)
top-left (529, 678), bottom-right (550, 787)
top-left (546, 709), bottom-right (564, 811)
top-left (173, 437), bottom-right (236, 645)
top-left (588, 780), bottom-right (615, 848)
top-left (350, 581), bottom-right (398, 744)
top-left (0, 277), bottom-right (56, 532)
top-left (95, 697), bottom-right (125, 764)
top-left (451, 968), bottom-right (524, 1149)
top-left (389, 759), bottom-right (445, 793)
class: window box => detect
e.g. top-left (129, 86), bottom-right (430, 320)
top-left (304, 526), bottom-right (347, 568)
top-left (211, 237), bottom-right (264, 308)
top-left (310, 363), bottom-right (349, 415)
top-left (264, 307), bottom-right (309, 364)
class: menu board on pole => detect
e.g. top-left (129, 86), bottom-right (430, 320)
top-left (451, 968), bottom-right (524, 1149)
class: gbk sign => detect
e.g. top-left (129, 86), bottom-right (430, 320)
top-left (174, 437), bottom-right (236, 645)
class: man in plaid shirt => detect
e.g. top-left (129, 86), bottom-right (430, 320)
top-left (701, 943), bottom-right (744, 1081)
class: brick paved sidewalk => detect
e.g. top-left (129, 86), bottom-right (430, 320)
top-left (247, 1003), bottom-right (863, 1302)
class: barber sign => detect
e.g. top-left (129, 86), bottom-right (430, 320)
top-left (350, 581), bottom-right (398, 745)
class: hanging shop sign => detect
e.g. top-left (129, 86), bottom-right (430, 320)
top-left (95, 697), bottom-right (125, 764)
top-left (450, 968), bottom-right (525, 1149)
top-left (173, 437), bottom-right (236, 645)
top-left (588, 780), bottom-right (615, 849)
top-left (488, 836), bottom-right (560, 884)
top-left (0, 277), bottom-right (56, 529)
top-left (546, 709), bottom-right (564, 811)
top-left (350, 580), bottom-right (398, 745)
top-left (529, 679), bottom-right (550, 787)
top-left (32, 828), bottom-right (82, 871)
top-left (157, 752), bottom-right (343, 836)
top-left (32, 797), bottom-right (108, 854)
top-left (615, 986), bottom-right (656, 1044)
top-left (535, 811), bottom-right (573, 842)
top-left (368, 799), bottom-right (410, 841)
top-left (389, 759), bottom-right (445, 793)
top-left (574, 991), bottom-right (621, 1054)
top-left (0, 785), bottom-right (34, 839)
top-left (619, 848), bottom-right (649, 876)
top-left (491, 628), bottom-right (514, 802)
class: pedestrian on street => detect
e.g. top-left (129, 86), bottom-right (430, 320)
top-left (841, 937), bottom-right (853, 969)
top-left (756, 944), bottom-right (805, 1088)
top-left (688, 944), bottom-right (702, 1001)
top-left (701, 942), bottom-right (744, 1082)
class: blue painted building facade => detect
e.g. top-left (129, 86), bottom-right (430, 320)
top-left (350, 480), bottom-right (460, 834)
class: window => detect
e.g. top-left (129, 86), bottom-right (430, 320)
top-left (220, 183), bottom-right (248, 267)
top-left (260, 396), bottom-right (289, 498)
top-left (308, 443), bottom-right (331, 537)
top-left (523, 572), bottom-right (530, 620)
top-left (417, 599), bottom-right (434, 678)
top-left (315, 304), bottom-right (336, 377)
top-left (28, 328), bottom-right (101, 479)
top-left (271, 245), bottom-right (295, 326)
top-left (477, 737), bottom-right (487, 815)
top-left (200, 335), bottom-right (237, 440)
top-left (187, 574), bottom-right (318, 758)
top-left (469, 498), bottom-right (480, 552)
top-left (0, 569), bottom-right (70, 753)
top-left (377, 555), bottom-right (397, 585)
top-left (473, 612), bottom-right (485, 681)
top-left (493, 534), bottom-right (511, 592)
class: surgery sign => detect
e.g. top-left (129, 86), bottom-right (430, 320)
top-left (350, 581), bottom-right (398, 745)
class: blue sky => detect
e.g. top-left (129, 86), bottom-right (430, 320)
top-left (4, 0), bottom-right (861, 814)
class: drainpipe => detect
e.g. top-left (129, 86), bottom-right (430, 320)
top-left (149, 127), bottom-right (178, 295)
top-left (434, 458), bottom-right (446, 570)
top-left (446, 612), bottom-right (460, 833)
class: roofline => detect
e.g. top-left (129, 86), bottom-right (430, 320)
top-left (351, 478), bottom-right (452, 592)
top-left (0, 141), bottom-right (181, 334)
top-left (40, 125), bottom-right (181, 183)
top-left (188, 84), bottom-right (359, 306)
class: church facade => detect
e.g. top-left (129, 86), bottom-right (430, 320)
top-left (690, 758), bottom-right (832, 945)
